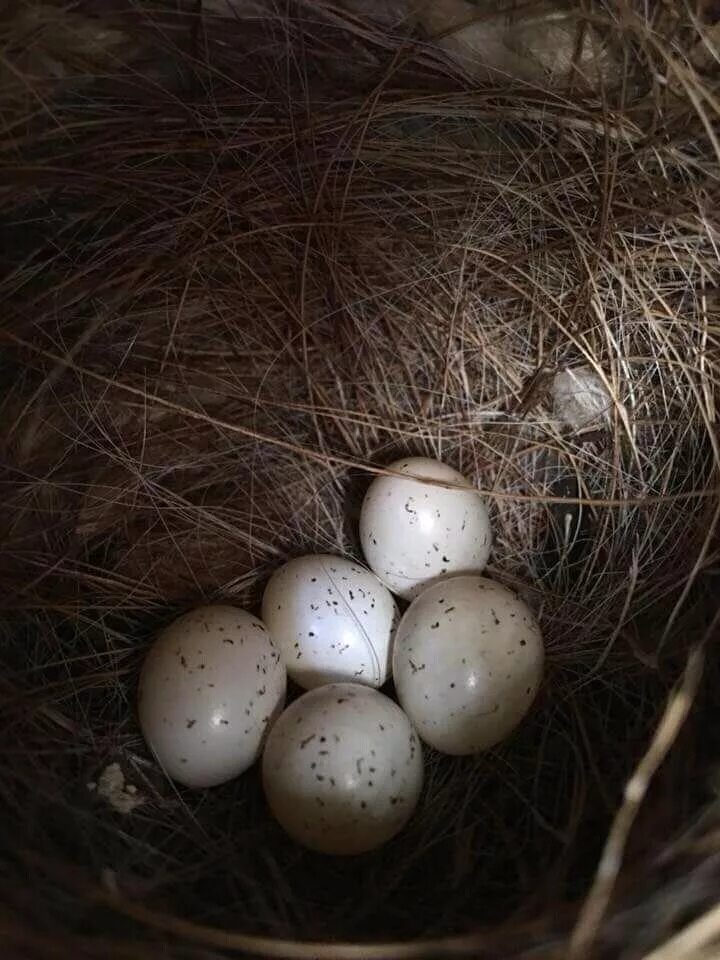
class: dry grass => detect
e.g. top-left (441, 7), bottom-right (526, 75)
top-left (1, 1), bottom-right (719, 957)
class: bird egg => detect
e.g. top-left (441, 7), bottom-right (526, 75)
top-left (262, 555), bottom-right (399, 689)
top-left (360, 457), bottom-right (491, 600)
top-left (393, 576), bottom-right (543, 754)
top-left (138, 605), bottom-right (286, 788)
top-left (262, 683), bottom-right (423, 854)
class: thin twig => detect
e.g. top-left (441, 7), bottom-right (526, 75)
top-left (640, 901), bottom-right (720, 960)
top-left (569, 648), bottom-right (706, 958)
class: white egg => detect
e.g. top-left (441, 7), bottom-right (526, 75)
top-left (262, 683), bottom-right (423, 855)
top-left (138, 605), bottom-right (286, 788)
top-left (261, 555), bottom-right (399, 690)
top-left (359, 457), bottom-right (491, 600)
top-left (393, 576), bottom-right (543, 755)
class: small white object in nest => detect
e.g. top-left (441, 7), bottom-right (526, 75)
top-left (262, 555), bottom-right (399, 690)
top-left (88, 763), bottom-right (144, 815)
top-left (262, 683), bottom-right (423, 854)
top-left (417, 0), bottom-right (617, 87)
top-left (392, 576), bottom-right (544, 755)
top-left (552, 366), bottom-right (612, 432)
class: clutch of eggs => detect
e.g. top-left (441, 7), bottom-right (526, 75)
top-left (360, 457), bottom-right (491, 600)
top-left (262, 683), bottom-right (423, 855)
top-left (261, 554), bottom-right (398, 689)
top-left (393, 576), bottom-right (544, 755)
top-left (138, 605), bottom-right (286, 788)
top-left (134, 454), bottom-right (544, 856)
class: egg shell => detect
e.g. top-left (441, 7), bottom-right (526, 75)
top-left (262, 683), bottom-right (423, 855)
top-left (261, 555), bottom-right (399, 690)
top-left (359, 457), bottom-right (491, 600)
top-left (393, 576), bottom-right (543, 755)
top-left (138, 605), bottom-right (286, 788)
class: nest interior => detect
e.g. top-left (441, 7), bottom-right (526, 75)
top-left (1, 2), bottom-right (720, 958)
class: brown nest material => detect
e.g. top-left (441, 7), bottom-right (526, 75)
top-left (1, 1), bottom-right (720, 958)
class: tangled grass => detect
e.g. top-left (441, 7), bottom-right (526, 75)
top-left (1, 1), bottom-right (719, 957)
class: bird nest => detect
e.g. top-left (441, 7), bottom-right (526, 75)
top-left (1, 2), bottom-right (719, 959)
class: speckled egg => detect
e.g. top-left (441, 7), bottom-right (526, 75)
top-left (261, 555), bottom-right (399, 690)
top-left (138, 605), bottom-right (286, 788)
top-left (359, 457), bottom-right (491, 600)
top-left (262, 683), bottom-right (423, 855)
top-left (393, 576), bottom-right (543, 755)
